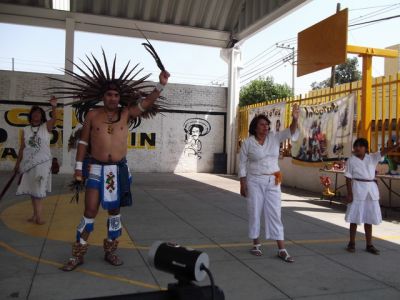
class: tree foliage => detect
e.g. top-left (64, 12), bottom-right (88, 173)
top-left (311, 57), bottom-right (361, 90)
top-left (239, 76), bottom-right (293, 107)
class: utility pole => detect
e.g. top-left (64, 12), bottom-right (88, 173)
top-left (12, 57), bottom-right (14, 71)
top-left (330, 3), bottom-right (341, 88)
top-left (276, 43), bottom-right (295, 95)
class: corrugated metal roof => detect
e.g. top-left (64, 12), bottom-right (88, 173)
top-left (0, 0), bottom-right (308, 47)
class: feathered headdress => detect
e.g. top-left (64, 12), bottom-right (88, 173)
top-left (47, 45), bottom-right (165, 124)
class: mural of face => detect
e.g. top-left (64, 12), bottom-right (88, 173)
top-left (190, 125), bottom-right (202, 140)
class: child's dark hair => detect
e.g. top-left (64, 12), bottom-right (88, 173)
top-left (353, 138), bottom-right (369, 149)
top-left (28, 106), bottom-right (47, 124)
top-left (249, 115), bottom-right (271, 136)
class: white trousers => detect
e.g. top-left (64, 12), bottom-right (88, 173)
top-left (246, 175), bottom-right (284, 240)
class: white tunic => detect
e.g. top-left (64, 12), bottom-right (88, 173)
top-left (344, 152), bottom-right (381, 201)
top-left (16, 123), bottom-right (52, 198)
top-left (19, 124), bottom-right (52, 173)
top-left (239, 128), bottom-right (298, 177)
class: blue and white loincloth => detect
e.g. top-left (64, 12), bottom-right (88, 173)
top-left (86, 158), bottom-right (133, 209)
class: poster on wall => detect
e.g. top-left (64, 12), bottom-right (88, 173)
top-left (248, 102), bottom-right (286, 133)
top-left (291, 93), bottom-right (355, 163)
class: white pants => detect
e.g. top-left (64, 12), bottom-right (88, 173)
top-left (246, 175), bottom-right (284, 240)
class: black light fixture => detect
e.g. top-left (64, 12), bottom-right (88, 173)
top-left (148, 241), bottom-right (210, 283)
top-left (78, 241), bottom-right (224, 300)
top-left (148, 241), bottom-right (225, 300)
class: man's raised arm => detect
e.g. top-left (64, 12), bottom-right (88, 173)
top-left (129, 70), bottom-right (170, 118)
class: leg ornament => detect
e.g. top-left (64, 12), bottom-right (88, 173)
top-left (76, 216), bottom-right (94, 243)
top-left (107, 214), bottom-right (122, 240)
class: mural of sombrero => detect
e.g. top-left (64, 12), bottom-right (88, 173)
top-left (183, 118), bottom-right (211, 136)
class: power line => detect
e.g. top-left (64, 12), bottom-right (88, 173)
top-left (242, 45), bottom-right (277, 67)
top-left (240, 53), bottom-right (296, 84)
top-left (241, 51), bottom-right (298, 85)
top-left (242, 38), bottom-right (296, 68)
top-left (209, 37), bottom-right (296, 84)
top-left (240, 49), bottom-right (284, 77)
top-left (240, 51), bottom-right (287, 80)
top-left (350, 3), bottom-right (400, 11)
top-left (243, 47), bottom-right (281, 69)
top-left (240, 62), bottom-right (287, 86)
top-left (349, 3), bottom-right (400, 24)
top-left (349, 14), bottom-right (400, 27)
top-left (238, 5), bottom-right (398, 86)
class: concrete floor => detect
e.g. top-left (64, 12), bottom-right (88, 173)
top-left (0, 171), bottom-right (400, 300)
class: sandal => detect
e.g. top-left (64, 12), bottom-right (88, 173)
top-left (61, 257), bottom-right (83, 271)
top-left (105, 252), bottom-right (123, 266)
top-left (250, 244), bottom-right (263, 256)
top-left (346, 242), bottom-right (355, 253)
top-left (366, 245), bottom-right (380, 255)
top-left (277, 249), bottom-right (294, 263)
top-left (103, 239), bottom-right (123, 266)
top-left (60, 242), bottom-right (88, 272)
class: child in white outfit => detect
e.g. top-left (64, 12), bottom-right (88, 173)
top-left (345, 138), bottom-right (400, 254)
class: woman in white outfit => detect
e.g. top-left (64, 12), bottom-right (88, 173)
top-left (239, 104), bottom-right (299, 262)
top-left (14, 97), bottom-right (57, 225)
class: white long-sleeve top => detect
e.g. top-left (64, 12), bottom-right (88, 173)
top-left (344, 152), bottom-right (381, 201)
top-left (239, 128), bottom-right (298, 178)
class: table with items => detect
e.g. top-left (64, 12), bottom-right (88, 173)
top-left (376, 174), bottom-right (400, 216)
top-left (319, 166), bottom-right (400, 215)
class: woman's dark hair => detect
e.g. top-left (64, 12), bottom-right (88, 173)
top-left (28, 106), bottom-right (47, 124)
top-left (353, 138), bottom-right (369, 149)
top-left (249, 115), bottom-right (270, 136)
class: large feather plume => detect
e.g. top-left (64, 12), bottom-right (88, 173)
top-left (46, 49), bottom-right (165, 124)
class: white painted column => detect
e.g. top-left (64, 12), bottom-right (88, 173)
top-left (221, 46), bottom-right (242, 174)
top-left (59, 17), bottom-right (74, 174)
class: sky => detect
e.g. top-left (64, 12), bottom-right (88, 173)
top-left (0, 0), bottom-right (399, 96)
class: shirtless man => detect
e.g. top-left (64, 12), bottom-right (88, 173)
top-left (61, 70), bottom-right (170, 271)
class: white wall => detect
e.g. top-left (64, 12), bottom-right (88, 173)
top-left (0, 70), bottom-right (227, 173)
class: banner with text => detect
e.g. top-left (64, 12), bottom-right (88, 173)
top-left (291, 93), bottom-right (355, 163)
top-left (248, 102), bottom-right (286, 133)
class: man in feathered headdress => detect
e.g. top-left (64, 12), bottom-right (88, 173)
top-left (50, 50), bottom-right (169, 271)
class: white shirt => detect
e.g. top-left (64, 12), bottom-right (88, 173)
top-left (239, 128), bottom-right (298, 178)
top-left (344, 152), bottom-right (381, 201)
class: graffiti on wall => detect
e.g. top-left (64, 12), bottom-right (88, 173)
top-left (0, 106), bottom-right (157, 162)
top-left (183, 118), bottom-right (211, 159)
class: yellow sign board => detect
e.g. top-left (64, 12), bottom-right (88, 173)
top-left (297, 9), bottom-right (348, 77)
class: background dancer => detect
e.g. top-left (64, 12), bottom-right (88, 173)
top-left (14, 96), bottom-right (58, 225)
top-left (239, 104), bottom-right (299, 262)
top-left (345, 138), bottom-right (400, 254)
